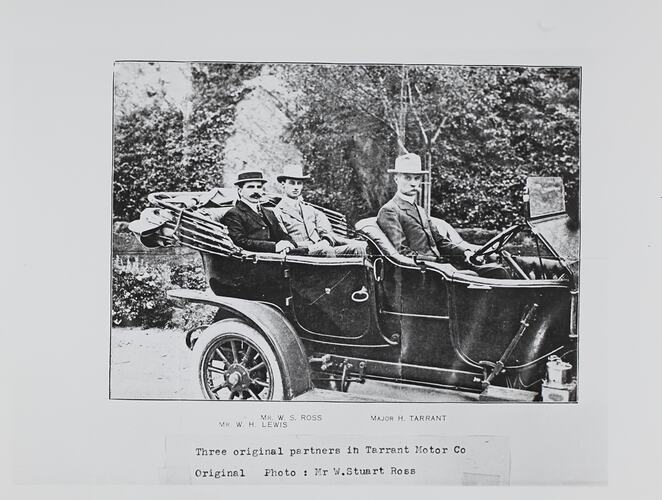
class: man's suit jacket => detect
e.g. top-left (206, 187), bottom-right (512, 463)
top-left (221, 200), bottom-right (294, 253)
top-left (376, 196), bottom-right (466, 260)
top-left (274, 198), bottom-right (336, 248)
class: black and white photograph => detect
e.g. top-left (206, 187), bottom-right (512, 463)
top-left (112, 62), bottom-right (580, 403)
top-left (7, 0), bottom-right (660, 495)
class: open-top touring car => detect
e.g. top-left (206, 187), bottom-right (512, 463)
top-left (127, 177), bottom-right (579, 402)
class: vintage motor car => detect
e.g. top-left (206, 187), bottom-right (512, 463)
top-left (127, 177), bottom-right (579, 402)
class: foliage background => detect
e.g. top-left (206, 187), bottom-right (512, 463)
top-left (113, 63), bottom-right (260, 221)
top-left (113, 63), bottom-right (580, 229)
top-left (282, 65), bottom-right (579, 228)
top-left (113, 63), bottom-right (579, 327)
top-left (112, 259), bottom-right (215, 329)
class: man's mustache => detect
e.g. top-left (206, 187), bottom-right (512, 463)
top-left (249, 193), bottom-right (263, 199)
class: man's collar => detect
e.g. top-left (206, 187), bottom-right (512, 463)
top-left (239, 198), bottom-right (261, 213)
top-left (279, 196), bottom-right (301, 208)
top-left (395, 191), bottom-right (417, 205)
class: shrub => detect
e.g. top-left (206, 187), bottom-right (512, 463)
top-left (168, 303), bottom-right (218, 332)
top-left (169, 262), bottom-right (207, 290)
top-left (112, 267), bottom-right (172, 328)
top-left (167, 262), bottom-right (216, 330)
top-left (112, 259), bottom-right (216, 330)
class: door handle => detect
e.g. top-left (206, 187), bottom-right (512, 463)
top-left (372, 258), bottom-right (384, 282)
top-left (351, 286), bottom-right (369, 303)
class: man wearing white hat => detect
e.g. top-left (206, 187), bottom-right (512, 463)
top-left (275, 164), bottom-right (366, 257)
top-left (377, 153), bottom-right (508, 278)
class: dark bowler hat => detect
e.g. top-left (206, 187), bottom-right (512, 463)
top-left (234, 170), bottom-right (268, 186)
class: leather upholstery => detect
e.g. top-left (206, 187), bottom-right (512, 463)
top-left (356, 217), bottom-right (400, 257)
top-left (356, 217), bottom-right (469, 257)
top-left (356, 217), bottom-right (478, 276)
top-left (199, 206), bottom-right (233, 224)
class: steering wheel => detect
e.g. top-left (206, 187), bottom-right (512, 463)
top-left (469, 224), bottom-right (523, 264)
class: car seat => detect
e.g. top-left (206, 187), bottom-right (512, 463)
top-left (355, 217), bottom-right (479, 276)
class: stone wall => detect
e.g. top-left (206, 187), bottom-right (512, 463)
top-left (113, 222), bottom-right (201, 269)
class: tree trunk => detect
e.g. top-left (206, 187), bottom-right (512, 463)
top-left (419, 149), bottom-right (433, 216)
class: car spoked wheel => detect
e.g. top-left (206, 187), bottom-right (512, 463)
top-left (192, 319), bottom-right (285, 400)
top-left (203, 336), bottom-right (272, 400)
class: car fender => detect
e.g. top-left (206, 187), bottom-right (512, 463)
top-left (168, 288), bottom-right (313, 399)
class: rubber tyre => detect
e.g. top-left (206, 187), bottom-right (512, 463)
top-left (192, 319), bottom-right (286, 400)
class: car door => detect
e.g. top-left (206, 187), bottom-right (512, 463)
top-left (376, 258), bottom-right (454, 367)
top-left (286, 257), bottom-right (377, 344)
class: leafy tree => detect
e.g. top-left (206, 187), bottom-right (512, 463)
top-left (113, 63), bottom-right (259, 221)
top-left (184, 63), bottom-right (260, 177)
top-left (283, 65), bottom-right (579, 229)
top-left (113, 63), bottom-right (579, 229)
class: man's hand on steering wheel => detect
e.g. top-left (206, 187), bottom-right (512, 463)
top-left (470, 224), bottom-right (523, 264)
top-left (465, 249), bottom-right (483, 264)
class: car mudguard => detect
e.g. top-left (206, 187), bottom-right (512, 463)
top-left (167, 288), bottom-right (313, 399)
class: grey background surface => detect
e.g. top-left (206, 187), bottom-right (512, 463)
top-left (4, 0), bottom-right (660, 497)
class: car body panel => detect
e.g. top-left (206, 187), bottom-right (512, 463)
top-left (133, 177), bottom-right (578, 400)
top-left (167, 289), bottom-right (313, 399)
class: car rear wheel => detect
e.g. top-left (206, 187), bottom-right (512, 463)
top-left (192, 319), bottom-right (285, 400)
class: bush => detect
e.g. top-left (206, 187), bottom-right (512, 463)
top-left (169, 262), bottom-right (207, 290)
top-left (112, 259), bottom-right (217, 330)
top-left (169, 303), bottom-right (218, 332)
top-left (167, 262), bottom-right (217, 330)
top-left (112, 267), bottom-right (172, 328)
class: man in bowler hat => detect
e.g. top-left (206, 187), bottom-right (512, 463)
top-left (221, 170), bottom-right (296, 253)
top-left (377, 153), bottom-right (509, 279)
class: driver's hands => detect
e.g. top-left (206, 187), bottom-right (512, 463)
top-left (465, 249), bottom-right (484, 264)
top-left (484, 253), bottom-right (498, 263)
top-left (275, 240), bottom-right (295, 253)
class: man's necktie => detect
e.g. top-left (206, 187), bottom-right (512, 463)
top-left (257, 205), bottom-right (272, 236)
top-left (298, 203), bottom-right (313, 240)
top-left (415, 204), bottom-right (440, 258)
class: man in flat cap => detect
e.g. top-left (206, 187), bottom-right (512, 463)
top-left (221, 170), bottom-right (297, 253)
top-left (377, 153), bottom-right (509, 278)
top-left (275, 164), bottom-right (366, 257)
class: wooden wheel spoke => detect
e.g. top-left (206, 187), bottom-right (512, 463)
top-left (241, 346), bottom-right (254, 365)
top-left (207, 365), bottom-right (227, 375)
top-left (211, 381), bottom-right (229, 393)
top-left (230, 340), bottom-right (239, 363)
top-left (200, 328), bottom-right (281, 401)
top-left (248, 361), bottom-right (266, 374)
top-left (214, 348), bottom-right (230, 365)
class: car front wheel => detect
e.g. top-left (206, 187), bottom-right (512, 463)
top-left (192, 319), bottom-right (285, 400)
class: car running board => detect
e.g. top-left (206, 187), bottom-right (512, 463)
top-left (478, 385), bottom-right (537, 402)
